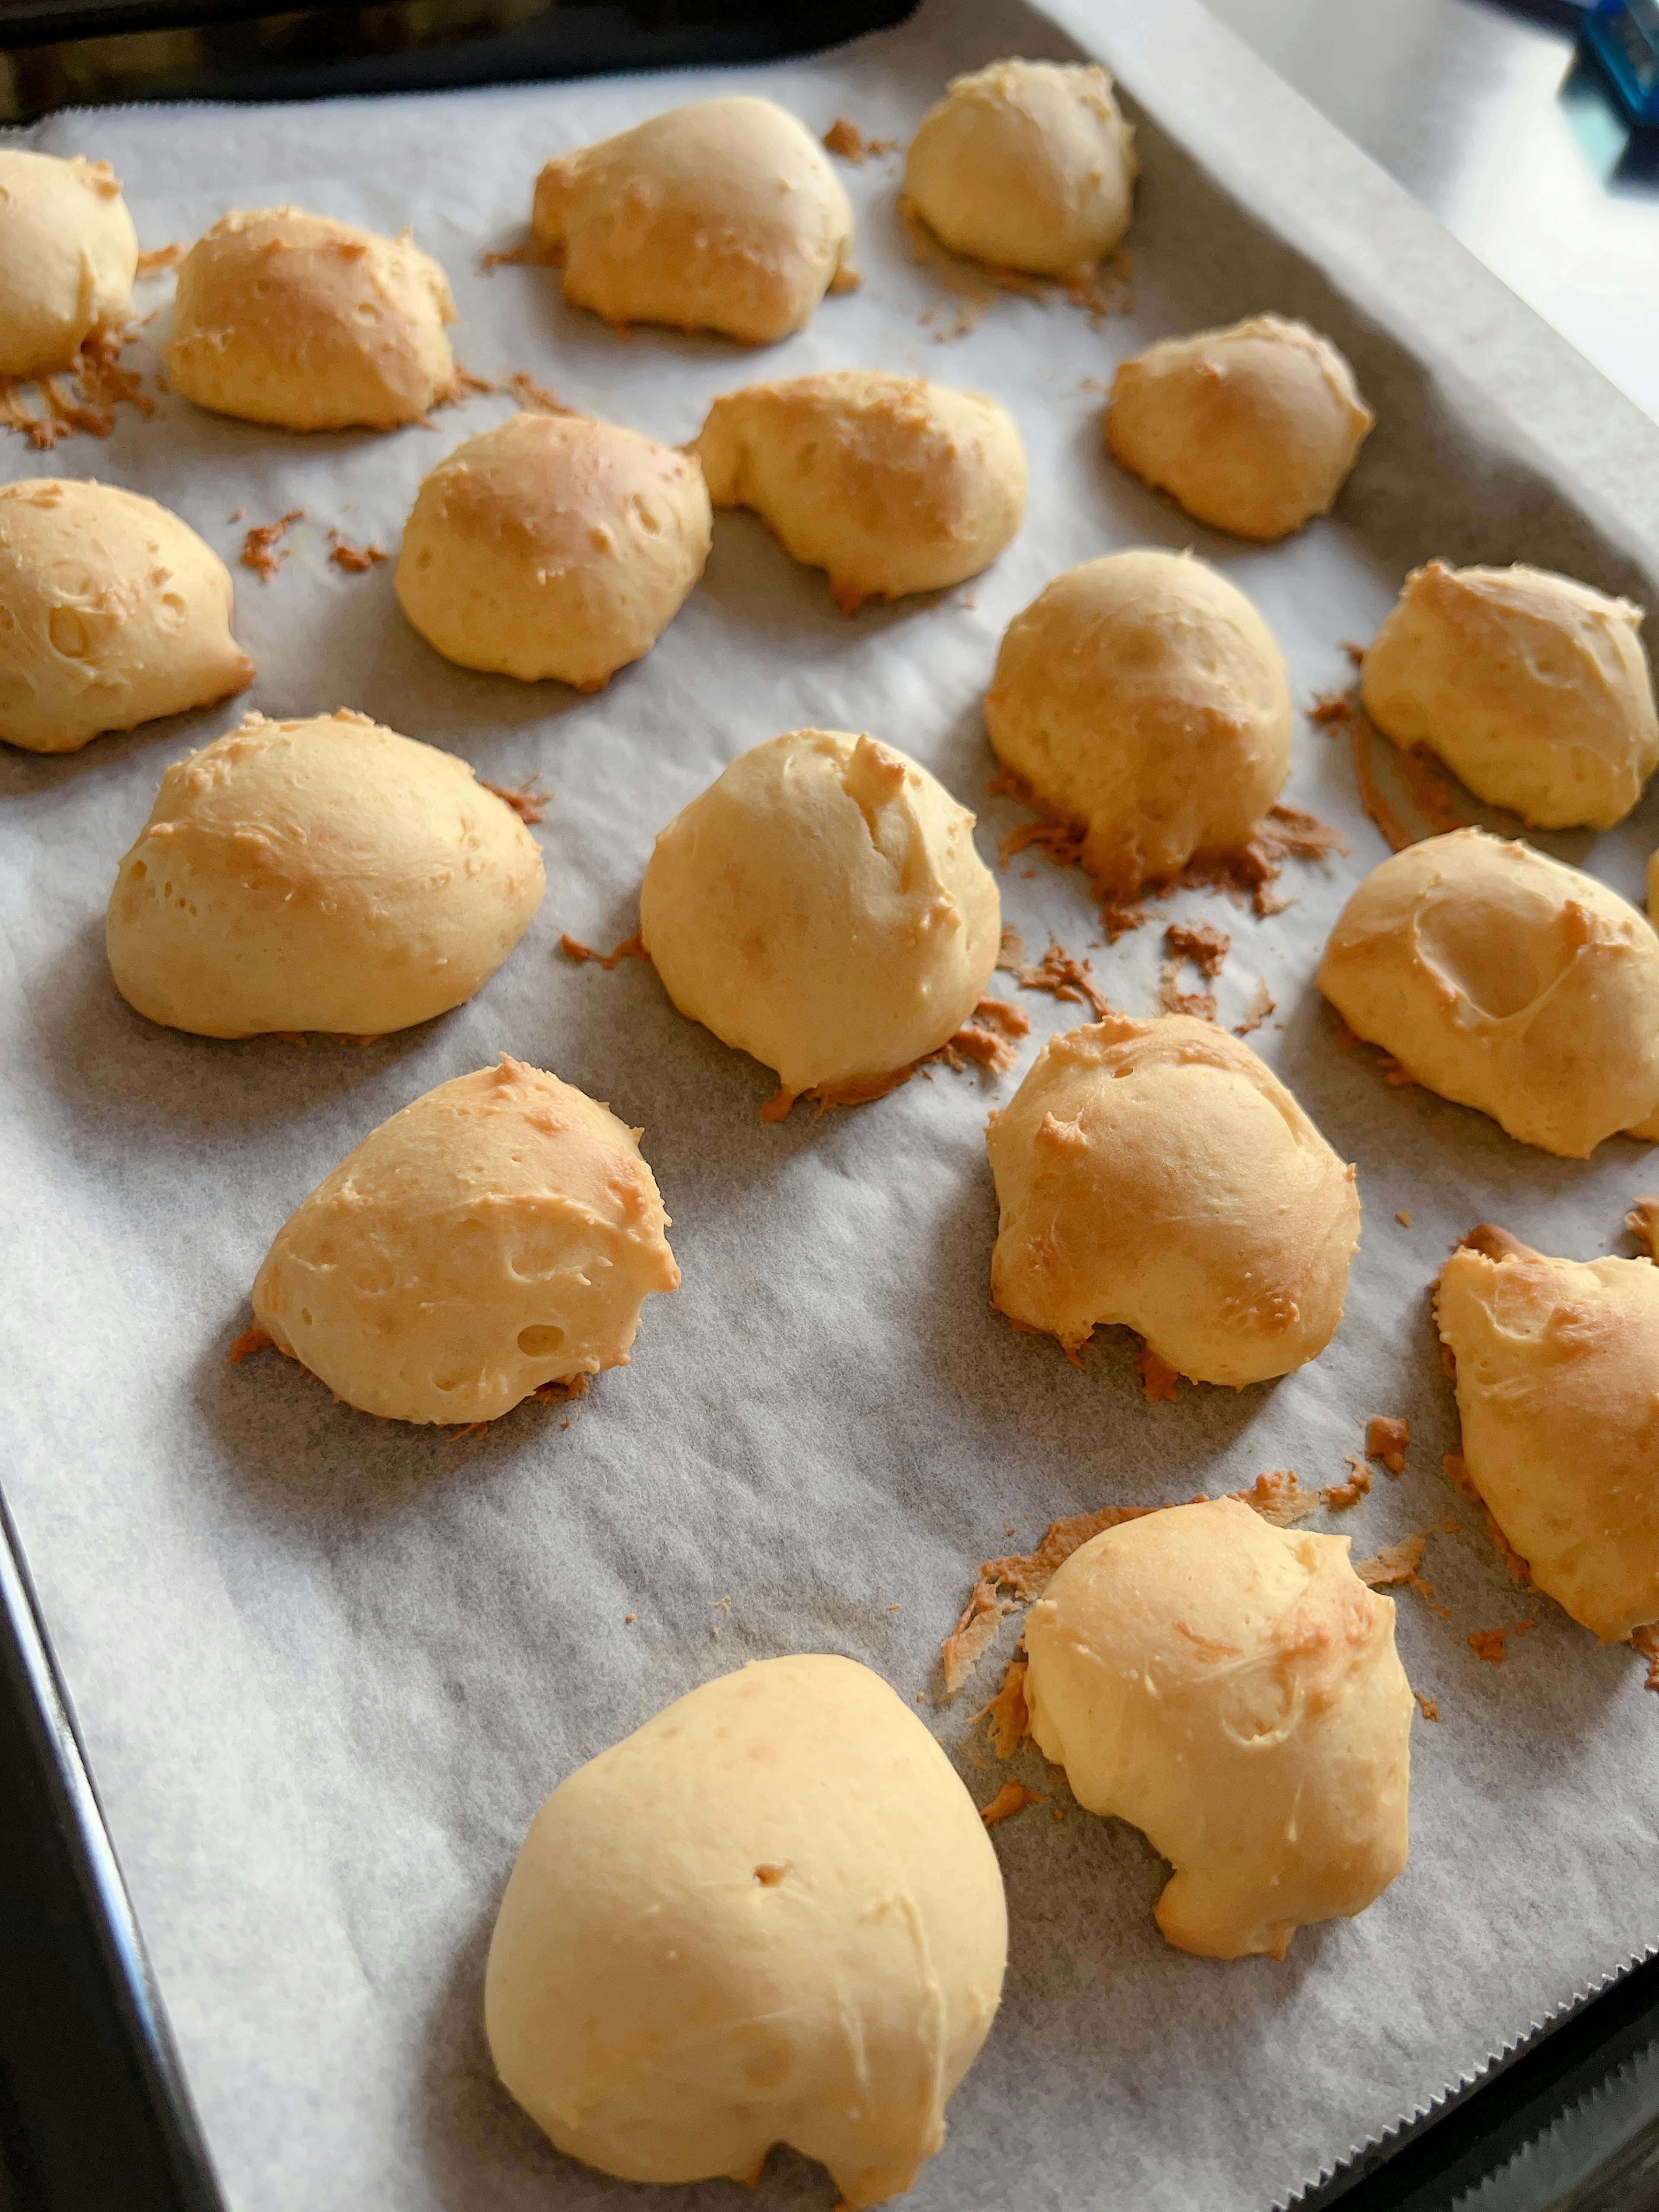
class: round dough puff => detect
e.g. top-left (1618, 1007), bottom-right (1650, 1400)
top-left (983, 549), bottom-right (1292, 897)
top-left (1023, 1498), bottom-right (1413, 1960)
top-left (106, 709), bottom-right (544, 1037)
top-left (165, 207), bottom-right (455, 430)
top-left (1104, 315), bottom-right (1374, 542)
top-left (903, 59), bottom-right (1137, 276)
top-left (986, 1015), bottom-right (1360, 1383)
top-left (0, 150), bottom-right (137, 379)
top-left (1317, 828), bottom-right (1659, 1158)
top-left (485, 1655), bottom-right (1007, 2207)
top-left (531, 97), bottom-right (855, 344)
top-left (0, 477), bottom-right (252, 755)
top-left (396, 411), bottom-right (711, 689)
top-left (693, 369), bottom-right (1027, 613)
top-left (251, 1055), bottom-right (678, 1424)
top-left (1361, 561), bottom-right (1659, 830)
top-left (640, 729), bottom-right (1001, 1102)
top-left (1436, 1226), bottom-right (1659, 1643)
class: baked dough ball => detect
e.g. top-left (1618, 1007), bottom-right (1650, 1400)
top-left (693, 370), bottom-right (1027, 613)
top-left (485, 1655), bottom-right (1006, 2207)
top-left (0, 478), bottom-right (252, 755)
top-left (986, 1015), bottom-right (1360, 1383)
top-left (984, 550), bottom-right (1292, 897)
top-left (165, 207), bottom-right (455, 430)
top-left (1024, 1498), bottom-right (1412, 1960)
top-left (1437, 1226), bottom-right (1659, 1643)
top-left (1361, 562), bottom-right (1659, 830)
top-left (0, 150), bottom-right (137, 379)
top-left (904, 59), bottom-right (1137, 276)
top-left (531, 98), bottom-right (855, 344)
top-left (251, 1055), bottom-right (677, 1424)
top-left (396, 411), bottom-right (710, 689)
top-left (640, 729), bottom-right (1001, 1106)
top-left (1104, 315), bottom-right (1373, 541)
top-left (1318, 828), bottom-right (1659, 1157)
top-left (106, 709), bottom-right (543, 1037)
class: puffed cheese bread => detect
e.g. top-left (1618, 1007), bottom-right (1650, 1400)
top-left (984, 549), bottom-right (1292, 897)
top-left (531, 97), bottom-right (855, 344)
top-left (987, 1016), bottom-right (1360, 1383)
top-left (251, 1055), bottom-right (677, 1424)
top-left (693, 370), bottom-right (1027, 613)
top-left (396, 410), bottom-right (710, 689)
top-left (640, 729), bottom-right (1001, 1106)
top-left (0, 150), bottom-right (137, 379)
top-left (1361, 562), bottom-right (1659, 830)
top-left (0, 477), bottom-right (251, 754)
top-left (1317, 828), bottom-right (1659, 1157)
top-left (904, 58), bottom-right (1137, 276)
top-left (486, 1656), bottom-right (1006, 2209)
top-left (106, 709), bottom-right (543, 1037)
top-left (1437, 1227), bottom-right (1659, 1643)
top-left (165, 207), bottom-right (455, 430)
top-left (1024, 1498), bottom-right (1412, 1960)
top-left (1104, 315), bottom-right (1374, 541)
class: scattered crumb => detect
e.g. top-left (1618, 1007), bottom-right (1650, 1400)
top-left (942, 1576), bottom-right (1014, 1694)
top-left (915, 1690), bottom-right (925, 1703)
top-left (1233, 979), bottom-right (1274, 1036)
top-left (1414, 1691), bottom-right (1440, 1722)
top-left (241, 509), bottom-right (305, 582)
top-left (1135, 1344), bottom-right (1179, 1403)
top-left (762, 1064), bottom-right (915, 1125)
top-left (1397, 1208), bottom-right (1412, 1227)
top-left (1307, 687), bottom-right (1354, 727)
top-left (327, 530), bottom-right (387, 573)
top-left (1343, 641), bottom-right (1366, 667)
top-left (714, 1594), bottom-right (731, 1614)
top-left (932, 1013), bottom-right (1020, 1077)
top-left (624, 1613), bottom-right (636, 1624)
top-left (1376, 1053), bottom-right (1417, 1090)
top-left (135, 242), bottom-right (184, 274)
top-left (1351, 721), bottom-right (1415, 854)
top-left (1323, 1458), bottom-right (1372, 1511)
top-left (560, 929), bottom-right (646, 969)
top-left (1627, 1195), bottom-right (1659, 1260)
top-left (1634, 1624), bottom-right (1659, 1691)
top-left (1165, 920), bottom-right (1230, 977)
top-left (887, 1603), bottom-right (901, 1614)
top-left (822, 116), bottom-right (897, 161)
top-left (1355, 1535), bottom-right (1425, 1588)
top-left (1062, 249), bottom-right (1134, 322)
top-left (531, 1373), bottom-right (588, 1403)
top-left (0, 325), bottom-right (154, 449)
top-left (480, 777), bottom-right (550, 824)
top-left (228, 505), bottom-right (245, 522)
top-left (972, 1655), bottom-right (1030, 1759)
top-left (1233, 1469), bottom-right (1322, 1527)
top-left (227, 1323), bottom-right (272, 1364)
top-left (1001, 929), bottom-right (1114, 1019)
top-left (1367, 1415), bottom-right (1409, 1475)
top-left (479, 241), bottom-right (558, 273)
top-left (508, 369), bottom-right (575, 415)
top-left (979, 1781), bottom-right (1045, 1828)
top-left (1052, 1804), bottom-right (1067, 1820)
top-left (1469, 1619), bottom-right (1535, 1667)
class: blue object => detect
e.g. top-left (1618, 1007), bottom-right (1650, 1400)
top-left (1583, 0), bottom-right (1659, 124)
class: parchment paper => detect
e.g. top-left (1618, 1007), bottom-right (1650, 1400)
top-left (4, 4), bottom-right (1659, 2208)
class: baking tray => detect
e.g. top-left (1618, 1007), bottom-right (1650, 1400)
top-left (3, 0), bottom-right (1659, 2206)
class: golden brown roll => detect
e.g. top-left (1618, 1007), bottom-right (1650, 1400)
top-left (1317, 828), bottom-right (1659, 1157)
top-left (486, 1655), bottom-right (1006, 2208)
top-left (531, 97), bottom-right (855, 343)
top-left (986, 1015), bottom-right (1360, 1383)
top-left (1024, 1498), bottom-right (1413, 1959)
top-left (1437, 1226), bottom-right (1659, 1644)
top-left (983, 549), bottom-right (1292, 897)
top-left (693, 369), bottom-right (1027, 612)
top-left (904, 58), bottom-right (1137, 275)
top-left (1104, 315), bottom-right (1373, 541)
top-left (165, 207), bottom-right (455, 430)
top-left (0, 477), bottom-right (251, 754)
top-left (1361, 562), bottom-right (1659, 830)
top-left (396, 410), bottom-right (711, 688)
top-left (640, 729), bottom-right (1001, 1106)
top-left (106, 709), bottom-right (543, 1037)
top-left (0, 149), bottom-right (137, 378)
top-left (251, 1056), bottom-right (678, 1424)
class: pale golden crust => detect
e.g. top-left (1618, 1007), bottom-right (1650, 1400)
top-left (693, 369), bottom-right (1027, 610)
top-left (904, 58), bottom-right (1137, 276)
top-left (983, 550), bottom-right (1292, 897)
top-left (531, 97), bottom-right (855, 344)
top-left (1317, 828), bottom-right (1659, 1157)
top-left (165, 207), bottom-right (455, 430)
top-left (986, 1015), bottom-right (1360, 1384)
top-left (396, 410), bottom-right (711, 688)
top-left (640, 729), bottom-right (1001, 1096)
top-left (1362, 562), bottom-right (1659, 830)
top-left (0, 477), bottom-right (251, 754)
top-left (1105, 314), bottom-right (1373, 541)
top-left (251, 1056), bottom-right (678, 1425)
top-left (105, 709), bottom-right (544, 1037)
top-left (0, 150), bottom-right (137, 379)
top-left (1024, 1498), bottom-right (1412, 1959)
top-left (1436, 1230), bottom-right (1659, 1642)
top-left (485, 1655), bottom-right (1006, 2209)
